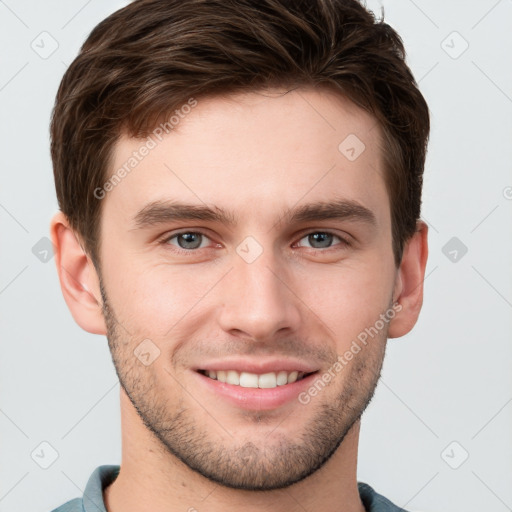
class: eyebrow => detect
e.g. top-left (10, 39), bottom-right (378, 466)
top-left (132, 199), bottom-right (377, 230)
top-left (283, 199), bottom-right (377, 228)
top-left (133, 201), bottom-right (237, 229)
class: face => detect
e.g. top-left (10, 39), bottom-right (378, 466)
top-left (97, 87), bottom-right (399, 490)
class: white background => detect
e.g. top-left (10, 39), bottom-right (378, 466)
top-left (0, 1), bottom-right (511, 511)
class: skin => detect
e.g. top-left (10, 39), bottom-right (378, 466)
top-left (51, 86), bottom-right (428, 512)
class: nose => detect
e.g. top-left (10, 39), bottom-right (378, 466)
top-left (217, 245), bottom-right (302, 342)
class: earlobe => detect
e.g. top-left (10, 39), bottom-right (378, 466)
top-left (50, 212), bottom-right (107, 335)
top-left (388, 221), bottom-right (429, 339)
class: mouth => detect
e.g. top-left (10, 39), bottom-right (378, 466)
top-left (197, 369), bottom-right (318, 389)
top-left (194, 368), bottom-right (320, 410)
top-left (193, 358), bottom-right (322, 410)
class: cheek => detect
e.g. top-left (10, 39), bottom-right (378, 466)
top-left (103, 257), bottom-right (225, 335)
top-left (291, 256), bottom-right (394, 341)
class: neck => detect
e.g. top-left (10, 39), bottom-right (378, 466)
top-left (104, 390), bottom-right (366, 512)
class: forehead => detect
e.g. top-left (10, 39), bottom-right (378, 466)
top-left (104, 86), bottom-right (389, 229)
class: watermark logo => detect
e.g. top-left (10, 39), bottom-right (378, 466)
top-left (32, 236), bottom-right (55, 263)
top-left (441, 31), bottom-right (469, 60)
top-left (134, 339), bottom-right (161, 366)
top-left (236, 236), bottom-right (264, 264)
top-left (442, 236), bottom-right (468, 263)
top-left (31, 441), bottom-right (59, 469)
top-left (338, 134), bottom-right (366, 162)
top-left (31, 31), bottom-right (59, 59)
top-left (441, 441), bottom-right (469, 469)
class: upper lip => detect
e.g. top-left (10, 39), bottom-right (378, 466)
top-left (194, 358), bottom-right (320, 374)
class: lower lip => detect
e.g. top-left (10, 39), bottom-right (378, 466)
top-left (194, 370), bottom-right (319, 411)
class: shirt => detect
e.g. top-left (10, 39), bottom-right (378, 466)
top-left (51, 465), bottom-right (409, 512)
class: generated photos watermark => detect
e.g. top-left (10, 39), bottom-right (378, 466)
top-left (93, 97), bottom-right (198, 200)
top-left (298, 301), bottom-right (402, 405)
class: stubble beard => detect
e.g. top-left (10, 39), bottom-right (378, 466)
top-left (99, 277), bottom-right (387, 491)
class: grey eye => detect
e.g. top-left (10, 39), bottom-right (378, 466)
top-left (299, 232), bottom-right (338, 249)
top-left (170, 232), bottom-right (207, 250)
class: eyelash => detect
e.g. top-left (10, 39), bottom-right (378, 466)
top-left (159, 230), bottom-right (351, 255)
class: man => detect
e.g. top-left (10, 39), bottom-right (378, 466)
top-left (49, 0), bottom-right (429, 510)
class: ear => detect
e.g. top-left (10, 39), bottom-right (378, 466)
top-left (50, 212), bottom-right (106, 335)
top-left (388, 220), bottom-right (428, 338)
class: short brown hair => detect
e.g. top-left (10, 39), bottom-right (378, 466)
top-left (51, 0), bottom-right (429, 267)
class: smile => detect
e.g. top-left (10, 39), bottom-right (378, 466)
top-left (197, 369), bottom-right (316, 388)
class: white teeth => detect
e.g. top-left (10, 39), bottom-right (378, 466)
top-left (203, 369), bottom-right (310, 388)
top-left (276, 371), bottom-right (288, 386)
top-left (226, 370), bottom-right (240, 385)
top-left (258, 372), bottom-right (277, 388)
top-left (239, 372), bottom-right (259, 388)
